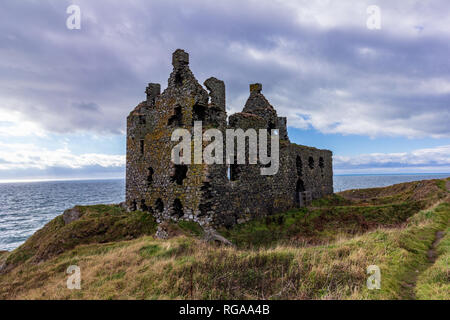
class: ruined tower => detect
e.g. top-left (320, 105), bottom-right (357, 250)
top-left (126, 49), bottom-right (333, 228)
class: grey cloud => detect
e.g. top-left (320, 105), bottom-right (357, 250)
top-left (0, 0), bottom-right (449, 137)
top-left (334, 145), bottom-right (450, 172)
top-left (0, 165), bottom-right (125, 181)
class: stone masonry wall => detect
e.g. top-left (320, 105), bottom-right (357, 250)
top-left (126, 49), bottom-right (333, 229)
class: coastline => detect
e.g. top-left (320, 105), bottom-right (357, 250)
top-left (0, 177), bottom-right (448, 300)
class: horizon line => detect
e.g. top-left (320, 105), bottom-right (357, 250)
top-left (0, 173), bottom-right (449, 184)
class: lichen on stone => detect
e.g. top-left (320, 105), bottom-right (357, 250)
top-left (125, 49), bottom-right (333, 229)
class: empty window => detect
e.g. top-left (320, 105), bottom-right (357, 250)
top-left (296, 178), bottom-right (305, 193)
top-left (139, 115), bottom-right (146, 125)
top-left (308, 156), bottom-right (314, 169)
top-left (155, 198), bottom-right (164, 213)
top-left (140, 199), bottom-right (148, 212)
top-left (140, 140), bottom-right (145, 155)
top-left (268, 121), bottom-right (276, 131)
top-left (168, 106), bottom-right (183, 126)
top-left (171, 199), bottom-right (183, 218)
top-left (147, 167), bottom-right (154, 186)
top-left (175, 72), bottom-right (183, 86)
top-left (295, 178), bottom-right (305, 205)
top-left (192, 104), bottom-right (206, 125)
top-left (228, 142), bottom-right (241, 181)
top-left (230, 164), bottom-right (241, 181)
top-left (171, 164), bottom-right (188, 185)
top-left (319, 157), bottom-right (324, 169)
top-left (296, 155), bottom-right (303, 176)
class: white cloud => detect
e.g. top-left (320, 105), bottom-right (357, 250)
top-left (334, 145), bottom-right (450, 173)
top-left (0, 0), bottom-right (449, 144)
top-left (281, 0), bottom-right (450, 37)
top-left (0, 106), bottom-right (47, 137)
top-left (0, 142), bottom-right (124, 171)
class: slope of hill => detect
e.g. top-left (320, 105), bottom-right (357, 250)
top-left (0, 178), bottom-right (448, 300)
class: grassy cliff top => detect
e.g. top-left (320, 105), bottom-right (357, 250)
top-left (0, 178), bottom-right (448, 300)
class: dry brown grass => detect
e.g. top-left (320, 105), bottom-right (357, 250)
top-left (0, 208), bottom-right (445, 300)
top-left (0, 178), bottom-right (448, 300)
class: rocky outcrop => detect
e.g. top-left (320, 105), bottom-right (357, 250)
top-left (62, 207), bottom-right (82, 225)
top-left (204, 229), bottom-right (234, 246)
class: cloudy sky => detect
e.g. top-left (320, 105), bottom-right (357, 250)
top-left (0, 0), bottom-right (449, 181)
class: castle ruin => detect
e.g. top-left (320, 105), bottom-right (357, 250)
top-left (126, 49), bottom-right (333, 228)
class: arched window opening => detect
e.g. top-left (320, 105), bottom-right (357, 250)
top-left (268, 120), bottom-right (276, 132)
top-left (168, 106), bottom-right (183, 126)
top-left (295, 178), bottom-right (305, 205)
top-left (171, 164), bottom-right (188, 185)
top-left (308, 156), bottom-right (314, 169)
top-left (192, 104), bottom-right (206, 125)
top-left (147, 167), bottom-right (154, 186)
top-left (140, 199), bottom-right (148, 212)
top-left (171, 199), bottom-right (184, 218)
top-left (139, 140), bottom-right (145, 155)
top-left (155, 198), bottom-right (164, 213)
top-left (319, 157), bottom-right (324, 169)
top-left (230, 164), bottom-right (241, 181)
top-left (174, 72), bottom-right (183, 86)
top-left (296, 155), bottom-right (303, 176)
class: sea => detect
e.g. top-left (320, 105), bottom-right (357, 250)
top-left (0, 174), bottom-right (449, 251)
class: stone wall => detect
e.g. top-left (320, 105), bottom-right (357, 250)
top-left (126, 49), bottom-right (333, 229)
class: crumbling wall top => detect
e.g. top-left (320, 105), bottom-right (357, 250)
top-left (243, 83), bottom-right (276, 116)
top-left (172, 49), bottom-right (189, 69)
top-left (146, 83), bottom-right (161, 106)
top-left (204, 77), bottom-right (225, 111)
top-left (126, 49), bottom-right (334, 228)
top-left (250, 83), bottom-right (262, 93)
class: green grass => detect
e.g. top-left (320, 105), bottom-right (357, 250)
top-left (139, 244), bottom-right (161, 258)
top-left (219, 201), bottom-right (425, 248)
top-left (435, 179), bottom-right (448, 193)
top-left (4, 205), bottom-right (158, 269)
top-left (0, 178), bottom-right (448, 300)
top-left (0, 201), bottom-right (448, 299)
top-left (177, 220), bottom-right (205, 237)
top-left (415, 222), bottom-right (450, 300)
top-left (311, 194), bottom-right (353, 207)
top-left (366, 203), bottom-right (449, 299)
